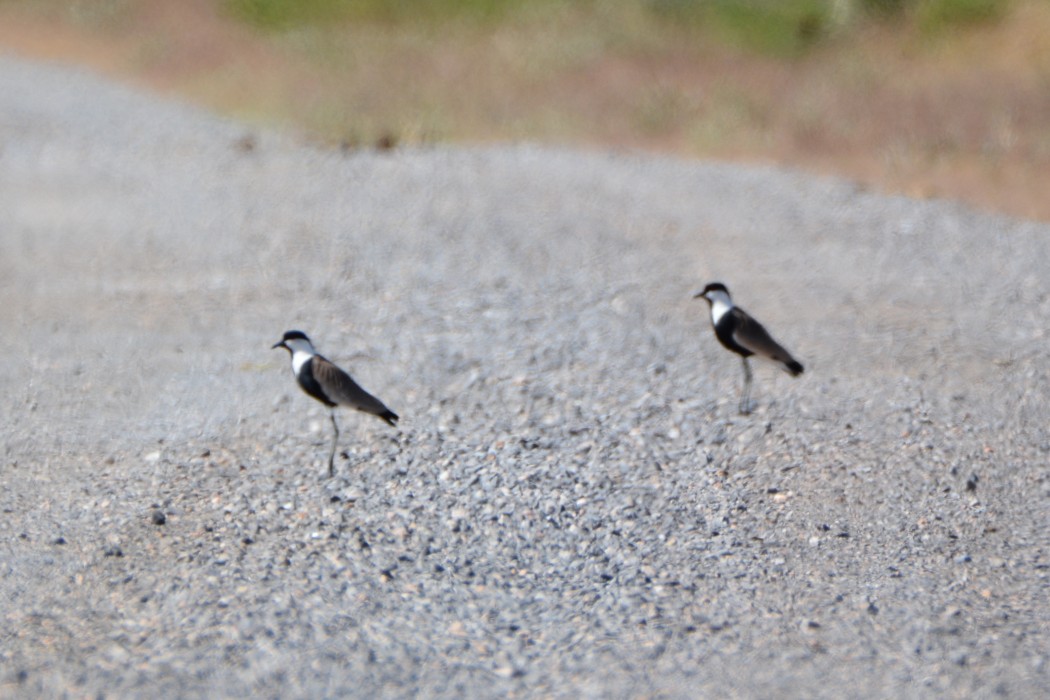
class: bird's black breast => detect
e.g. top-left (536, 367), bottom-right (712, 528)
top-left (296, 357), bottom-right (337, 407)
top-left (713, 312), bottom-right (754, 358)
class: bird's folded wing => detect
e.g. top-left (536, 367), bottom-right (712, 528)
top-left (313, 355), bottom-right (392, 415)
top-left (731, 309), bottom-right (794, 364)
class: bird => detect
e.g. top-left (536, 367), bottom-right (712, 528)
top-left (694, 282), bottom-right (804, 414)
top-left (272, 330), bottom-right (398, 477)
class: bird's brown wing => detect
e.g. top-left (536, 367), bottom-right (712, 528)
top-left (731, 308), bottom-right (803, 373)
top-left (312, 355), bottom-right (397, 421)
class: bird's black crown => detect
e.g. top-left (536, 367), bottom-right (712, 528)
top-left (694, 282), bottom-right (729, 300)
top-left (701, 282), bottom-right (728, 295)
top-left (280, 330), bottom-right (310, 342)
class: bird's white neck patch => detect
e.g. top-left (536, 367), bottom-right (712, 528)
top-left (291, 350), bottom-right (313, 375)
top-left (707, 290), bottom-right (733, 324)
top-left (285, 337), bottom-right (316, 375)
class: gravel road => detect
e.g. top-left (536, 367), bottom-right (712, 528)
top-left (2, 53), bottom-right (1048, 698)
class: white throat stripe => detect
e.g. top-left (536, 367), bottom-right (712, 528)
top-left (291, 350), bottom-right (312, 375)
top-left (708, 291), bottom-right (733, 324)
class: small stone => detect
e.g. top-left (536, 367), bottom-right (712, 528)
top-left (151, 510), bottom-right (167, 526)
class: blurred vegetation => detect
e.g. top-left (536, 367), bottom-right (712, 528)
top-left (648, 0), bottom-right (835, 55)
top-left (912, 0), bottom-right (1009, 30)
top-left (1, 0), bottom-right (1014, 54)
top-left (225, 0), bottom-right (1012, 54)
top-left (224, 0), bottom-right (542, 28)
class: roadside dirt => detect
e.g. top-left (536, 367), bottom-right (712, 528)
top-left (2, 1), bottom-right (1048, 221)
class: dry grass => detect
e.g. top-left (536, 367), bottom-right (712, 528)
top-left (2, 0), bottom-right (1049, 220)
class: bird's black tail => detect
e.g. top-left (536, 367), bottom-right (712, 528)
top-left (785, 360), bottom-right (804, 376)
top-left (379, 409), bottom-right (399, 426)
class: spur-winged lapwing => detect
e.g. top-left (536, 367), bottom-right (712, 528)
top-left (694, 283), bottom-right (803, 414)
top-left (272, 330), bottom-right (398, 477)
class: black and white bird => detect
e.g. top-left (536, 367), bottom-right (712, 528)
top-left (694, 283), bottom-right (804, 414)
top-left (272, 330), bottom-right (398, 477)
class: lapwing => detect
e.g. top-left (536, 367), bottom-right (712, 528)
top-left (272, 330), bottom-right (398, 477)
top-left (694, 283), bottom-right (804, 414)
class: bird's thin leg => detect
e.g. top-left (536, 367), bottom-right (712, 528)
top-left (739, 358), bottom-right (753, 415)
top-left (328, 409), bottom-right (340, 478)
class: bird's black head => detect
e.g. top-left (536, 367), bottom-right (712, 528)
top-left (272, 329), bottom-right (311, 350)
top-left (693, 282), bottom-right (729, 301)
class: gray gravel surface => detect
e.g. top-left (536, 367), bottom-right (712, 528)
top-left (2, 53), bottom-right (1049, 698)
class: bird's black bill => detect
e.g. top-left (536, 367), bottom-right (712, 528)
top-left (272, 341), bottom-right (286, 349)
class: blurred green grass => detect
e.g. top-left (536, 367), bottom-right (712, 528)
top-left (5, 0), bottom-right (1014, 47)
top-left (224, 0), bottom-right (543, 28)
top-left (223, 0), bottom-right (1011, 54)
